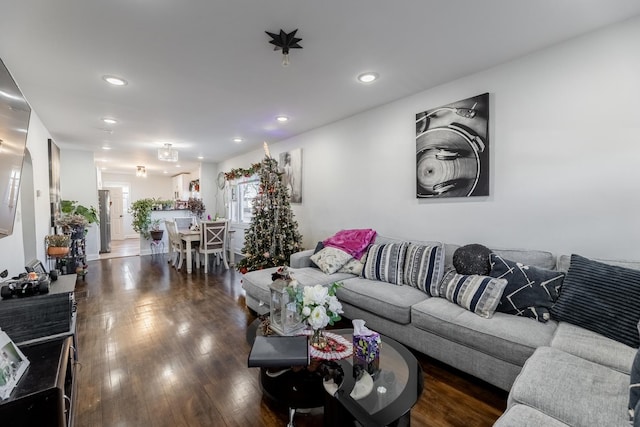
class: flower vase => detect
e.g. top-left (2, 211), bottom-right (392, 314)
top-left (310, 328), bottom-right (327, 350)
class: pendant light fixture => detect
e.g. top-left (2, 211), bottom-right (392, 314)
top-left (266, 29), bottom-right (303, 67)
top-left (136, 166), bottom-right (147, 177)
top-left (158, 143), bottom-right (178, 162)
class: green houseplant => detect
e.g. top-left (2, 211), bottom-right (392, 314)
top-left (60, 200), bottom-right (99, 225)
top-left (46, 234), bottom-right (71, 257)
top-left (129, 198), bottom-right (156, 239)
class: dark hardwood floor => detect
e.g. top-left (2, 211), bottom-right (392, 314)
top-left (74, 255), bottom-right (506, 426)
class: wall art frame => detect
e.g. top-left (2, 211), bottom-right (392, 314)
top-left (279, 148), bottom-right (302, 204)
top-left (416, 93), bottom-right (489, 198)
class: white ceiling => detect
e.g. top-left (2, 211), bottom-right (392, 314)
top-left (1, 1), bottom-right (639, 176)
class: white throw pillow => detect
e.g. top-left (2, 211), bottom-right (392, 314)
top-left (310, 247), bottom-right (353, 274)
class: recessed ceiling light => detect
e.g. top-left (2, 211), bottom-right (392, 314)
top-left (357, 72), bottom-right (379, 83)
top-left (232, 137), bottom-right (243, 143)
top-left (102, 117), bottom-right (117, 124)
top-left (197, 156), bottom-right (204, 160)
top-left (102, 145), bottom-right (111, 150)
top-left (163, 170), bottom-right (168, 174)
top-left (102, 75), bottom-right (128, 86)
top-left (276, 115), bottom-right (289, 123)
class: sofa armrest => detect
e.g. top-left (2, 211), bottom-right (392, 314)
top-left (290, 249), bottom-right (315, 268)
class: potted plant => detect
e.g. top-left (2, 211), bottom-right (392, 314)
top-left (149, 219), bottom-right (164, 241)
top-left (160, 199), bottom-right (174, 210)
top-left (129, 198), bottom-right (156, 239)
top-left (187, 197), bottom-right (206, 219)
top-left (46, 234), bottom-right (71, 257)
top-left (58, 200), bottom-right (99, 238)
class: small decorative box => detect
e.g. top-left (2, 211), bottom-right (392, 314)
top-left (352, 319), bottom-right (381, 375)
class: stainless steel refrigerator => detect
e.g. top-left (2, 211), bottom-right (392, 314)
top-left (98, 189), bottom-right (111, 253)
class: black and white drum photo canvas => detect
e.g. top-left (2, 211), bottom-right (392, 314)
top-left (416, 93), bottom-right (489, 198)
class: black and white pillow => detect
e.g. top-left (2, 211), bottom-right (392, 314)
top-left (490, 254), bottom-right (565, 322)
top-left (362, 243), bottom-right (408, 285)
top-left (404, 243), bottom-right (445, 296)
top-left (440, 270), bottom-right (508, 318)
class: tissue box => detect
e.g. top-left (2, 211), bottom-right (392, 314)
top-left (353, 332), bottom-right (381, 374)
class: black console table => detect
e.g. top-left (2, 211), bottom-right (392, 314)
top-left (0, 336), bottom-right (77, 427)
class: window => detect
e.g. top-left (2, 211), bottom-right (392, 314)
top-left (229, 177), bottom-right (259, 224)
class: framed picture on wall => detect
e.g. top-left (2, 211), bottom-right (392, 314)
top-left (416, 93), bottom-right (489, 198)
top-left (48, 138), bottom-right (61, 228)
top-left (279, 148), bottom-right (302, 204)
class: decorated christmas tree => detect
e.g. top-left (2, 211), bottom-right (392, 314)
top-left (236, 145), bottom-right (303, 273)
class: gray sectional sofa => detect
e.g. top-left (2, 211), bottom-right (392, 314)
top-left (241, 235), bottom-right (640, 426)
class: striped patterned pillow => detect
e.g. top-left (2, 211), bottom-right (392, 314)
top-left (441, 271), bottom-right (508, 318)
top-left (362, 243), bottom-right (408, 285)
top-left (551, 254), bottom-right (640, 348)
top-left (404, 244), bottom-right (445, 296)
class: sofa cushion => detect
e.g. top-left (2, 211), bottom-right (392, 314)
top-left (550, 254), bottom-right (640, 348)
top-left (492, 248), bottom-right (556, 270)
top-left (439, 271), bottom-right (508, 318)
top-left (362, 242), bottom-right (408, 285)
top-left (556, 254), bottom-right (640, 273)
top-left (452, 244), bottom-right (492, 275)
top-left (403, 243), bottom-right (444, 295)
top-left (550, 322), bottom-right (636, 375)
top-left (411, 297), bottom-right (557, 366)
top-left (310, 246), bottom-right (353, 274)
top-left (494, 404), bottom-right (570, 427)
top-left (490, 254), bottom-right (564, 323)
top-left (242, 267), bottom-right (355, 307)
top-left (508, 346), bottom-right (630, 427)
top-left (631, 349), bottom-right (640, 422)
top-left (336, 277), bottom-right (429, 325)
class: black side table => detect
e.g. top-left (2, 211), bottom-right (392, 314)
top-left (0, 336), bottom-right (77, 427)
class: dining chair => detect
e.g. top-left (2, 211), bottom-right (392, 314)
top-left (174, 216), bottom-right (192, 230)
top-left (165, 220), bottom-right (198, 270)
top-left (198, 220), bottom-right (228, 272)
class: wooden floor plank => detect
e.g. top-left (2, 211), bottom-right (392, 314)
top-left (74, 255), bottom-right (507, 426)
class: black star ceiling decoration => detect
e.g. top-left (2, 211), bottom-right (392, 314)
top-left (265, 29), bottom-right (302, 65)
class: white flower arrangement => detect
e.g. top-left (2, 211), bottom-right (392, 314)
top-left (288, 282), bottom-right (343, 330)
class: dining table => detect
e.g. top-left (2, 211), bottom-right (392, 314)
top-left (178, 228), bottom-right (236, 274)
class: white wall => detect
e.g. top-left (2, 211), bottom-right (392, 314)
top-left (59, 149), bottom-right (100, 260)
top-left (0, 111), bottom-right (54, 276)
top-left (102, 172), bottom-right (173, 238)
top-left (220, 16), bottom-right (640, 261)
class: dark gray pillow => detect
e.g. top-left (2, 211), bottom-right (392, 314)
top-left (490, 254), bottom-right (564, 322)
top-left (551, 254), bottom-right (640, 348)
top-left (453, 244), bottom-right (492, 275)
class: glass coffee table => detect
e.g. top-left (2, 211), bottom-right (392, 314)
top-left (247, 321), bottom-right (423, 426)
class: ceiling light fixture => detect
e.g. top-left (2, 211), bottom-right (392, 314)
top-left (158, 143), bottom-right (178, 162)
top-left (357, 72), bottom-right (379, 83)
top-left (197, 155), bottom-right (204, 160)
top-left (232, 137), bottom-right (243, 143)
top-left (136, 166), bottom-right (147, 178)
top-left (266, 29), bottom-right (303, 67)
top-left (276, 115), bottom-right (289, 123)
top-left (102, 75), bottom-right (128, 86)
top-left (102, 117), bottom-right (117, 124)
top-left (102, 145), bottom-right (111, 150)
